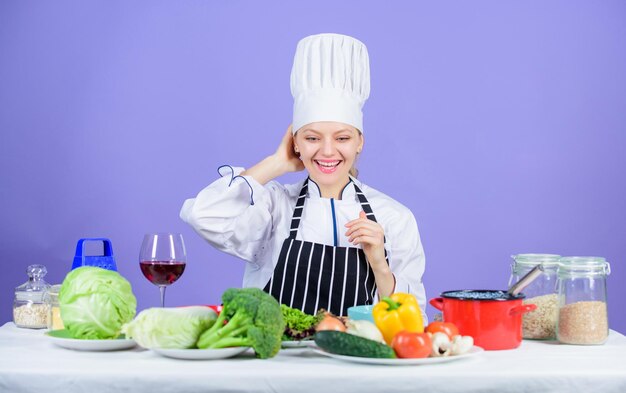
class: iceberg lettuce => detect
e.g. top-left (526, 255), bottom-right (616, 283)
top-left (59, 266), bottom-right (137, 339)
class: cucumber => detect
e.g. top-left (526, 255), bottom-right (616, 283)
top-left (314, 330), bottom-right (396, 358)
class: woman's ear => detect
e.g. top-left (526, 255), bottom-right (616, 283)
top-left (358, 133), bottom-right (364, 154)
top-left (292, 131), bottom-right (300, 154)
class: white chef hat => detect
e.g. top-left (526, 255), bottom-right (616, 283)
top-left (290, 33), bottom-right (371, 133)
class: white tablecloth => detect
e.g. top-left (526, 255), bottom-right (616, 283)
top-left (1, 322), bottom-right (625, 393)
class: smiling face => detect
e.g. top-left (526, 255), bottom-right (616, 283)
top-left (293, 121), bottom-right (364, 198)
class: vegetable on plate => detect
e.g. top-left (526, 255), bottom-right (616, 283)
top-left (345, 319), bottom-right (385, 344)
top-left (314, 330), bottom-right (396, 358)
top-left (429, 331), bottom-right (474, 357)
top-left (391, 331), bottom-right (432, 359)
top-left (281, 305), bottom-right (323, 341)
top-left (121, 306), bottom-right (217, 349)
top-left (196, 287), bottom-right (285, 359)
top-left (58, 266), bottom-right (137, 340)
top-left (315, 312), bottom-right (346, 332)
top-left (373, 293), bottom-right (424, 345)
top-left (425, 321), bottom-right (459, 340)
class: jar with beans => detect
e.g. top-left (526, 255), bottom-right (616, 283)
top-left (556, 257), bottom-right (610, 345)
top-left (13, 264), bottom-right (51, 329)
top-left (510, 254), bottom-right (560, 340)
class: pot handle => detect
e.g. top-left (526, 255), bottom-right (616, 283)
top-left (429, 298), bottom-right (444, 311)
top-left (509, 304), bottom-right (537, 316)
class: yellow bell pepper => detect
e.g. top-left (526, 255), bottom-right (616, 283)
top-left (373, 293), bottom-right (424, 345)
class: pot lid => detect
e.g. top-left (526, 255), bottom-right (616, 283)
top-left (440, 290), bottom-right (525, 301)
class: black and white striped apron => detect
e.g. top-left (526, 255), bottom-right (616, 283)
top-left (263, 178), bottom-right (387, 316)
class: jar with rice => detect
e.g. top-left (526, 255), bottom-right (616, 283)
top-left (556, 257), bottom-right (610, 345)
top-left (509, 254), bottom-right (560, 340)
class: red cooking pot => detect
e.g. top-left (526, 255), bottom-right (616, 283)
top-left (430, 290), bottom-right (536, 350)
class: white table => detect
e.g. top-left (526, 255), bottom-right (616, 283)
top-left (1, 322), bottom-right (625, 393)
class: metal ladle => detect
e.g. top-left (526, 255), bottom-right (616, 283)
top-left (507, 264), bottom-right (545, 296)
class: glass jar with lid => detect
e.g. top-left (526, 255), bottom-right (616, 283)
top-left (44, 284), bottom-right (64, 330)
top-left (13, 264), bottom-right (51, 329)
top-left (509, 254), bottom-right (561, 339)
top-left (556, 256), bottom-right (610, 345)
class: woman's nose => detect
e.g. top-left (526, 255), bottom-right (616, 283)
top-left (321, 139), bottom-right (335, 155)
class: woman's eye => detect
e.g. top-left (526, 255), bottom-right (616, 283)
top-left (305, 137), bottom-right (318, 141)
top-left (337, 137), bottom-right (350, 142)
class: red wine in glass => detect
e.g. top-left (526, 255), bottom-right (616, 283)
top-left (139, 233), bottom-right (187, 307)
top-left (139, 261), bottom-right (186, 286)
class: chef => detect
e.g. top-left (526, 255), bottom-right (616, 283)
top-left (180, 33), bottom-right (427, 319)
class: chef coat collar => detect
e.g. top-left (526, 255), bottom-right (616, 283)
top-left (306, 176), bottom-right (362, 201)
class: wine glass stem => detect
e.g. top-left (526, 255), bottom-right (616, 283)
top-left (159, 286), bottom-right (166, 308)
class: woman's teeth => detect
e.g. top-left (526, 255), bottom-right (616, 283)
top-left (315, 160), bottom-right (341, 173)
top-left (316, 160), bottom-right (340, 167)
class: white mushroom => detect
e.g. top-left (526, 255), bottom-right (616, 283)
top-left (429, 332), bottom-right (452, 357)
top-left (450, 335), bottom-right (474, 355)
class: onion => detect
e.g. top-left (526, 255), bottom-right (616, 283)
top-left (315, 313), bottom-right (346, 332)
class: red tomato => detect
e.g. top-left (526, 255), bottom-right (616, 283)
top-left (425, 322), bottom-right (459, 339)
top-left (391, 331), bottom-right (432, 359)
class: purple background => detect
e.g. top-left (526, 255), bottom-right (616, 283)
top-left (1, 1), bottom-right (625, 333)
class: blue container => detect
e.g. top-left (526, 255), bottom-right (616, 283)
top-left (347, 305), bottom-right (375, 323)
top-left (71, 238), bottom-right (117, 271)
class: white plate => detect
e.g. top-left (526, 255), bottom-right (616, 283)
top-left (281, 340), bottom-right (315, 348)
top-left (152, 346), bottom-right (250, 360)
top-left (46, 329), bottom-right (136, 351)
top-left (312, 346), bottom-right (484, 365)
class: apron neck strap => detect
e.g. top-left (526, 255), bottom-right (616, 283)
top-left (288, 178), bottom-right (379, 239)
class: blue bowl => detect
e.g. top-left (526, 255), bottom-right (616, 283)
top-left (347, 305), bottom-right (374, 322)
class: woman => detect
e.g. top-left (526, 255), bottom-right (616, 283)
top-left (180, 33), bottom-right (426, 319)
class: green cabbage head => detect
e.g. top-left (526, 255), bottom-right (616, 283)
top-left (59, 266), bottom-right (137, 339)
top-left (122, 306), bottom-right (217, 349)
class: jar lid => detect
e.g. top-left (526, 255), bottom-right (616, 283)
top-left (558, 256), bottom-right (611, 276)
top-left (15, 264), bottom-right (50, 293)
top-left (511, 254), bottom-right (562, 266)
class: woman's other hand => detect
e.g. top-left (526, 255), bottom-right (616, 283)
top-left (345, 211), bottom-right (395, 297)
top-left (345, 211), bottom-right (387, 270)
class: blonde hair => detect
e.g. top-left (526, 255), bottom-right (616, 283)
top-left (350, 155), bottom-right (359, 178)
top-left (351, 130), bottom-right (362, 178)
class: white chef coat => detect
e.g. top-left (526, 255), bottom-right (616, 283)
top-left (179, 166), bottom-right (427, 320)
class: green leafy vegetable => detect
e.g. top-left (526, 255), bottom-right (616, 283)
top-left (196, 287), bottom-right (285, 359)
top-left (121, 306), bottom-right (217, 349)
top-left (58, 267), bottom-right (137, 339)
top-left (281, 304), bottom-right (323, 340)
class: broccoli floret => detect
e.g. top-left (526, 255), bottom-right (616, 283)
top-left (196, 288), bottom-right (285, 359)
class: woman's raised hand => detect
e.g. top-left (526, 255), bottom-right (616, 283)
top-left (274, 125), bottom-right (305, 173)
top-left (241, 125), bottom-right (304, 185)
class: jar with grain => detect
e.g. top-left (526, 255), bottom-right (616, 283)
top-left (510, 254), bottom-right (560, 340)
top-left (556, 256), bottom-right (610, 345)
top-left (44, 284), bottom-right (64, 330)
top-left (13, 264), bottom-right (51, 329)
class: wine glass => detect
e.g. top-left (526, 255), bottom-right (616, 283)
top-left (139, 233), bottom-right (187, 307)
